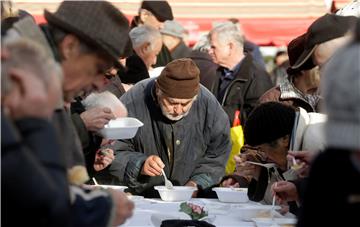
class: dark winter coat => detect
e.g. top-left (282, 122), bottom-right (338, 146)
top-left (190, 50), bottom-right (218, 91)
top-left (154, 44), bottom-right (173, 67)
top-left (1, 113), bottom-right (71, 227)
top-left (297, 149), bottom-right (360, 227)
top-left (108, 78), bottom-right (231, 197)
top-left (171, 41), bottom-right (192, 60)
top-left (210, 54), bottom-right (273, 126)
top-left (121, 53), bottom-right (150, 84)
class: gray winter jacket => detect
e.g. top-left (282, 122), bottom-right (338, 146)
top-left (108, 78), bottom-right (231, 197)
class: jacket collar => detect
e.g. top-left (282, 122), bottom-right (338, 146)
top-left (40, 24), bottom-right (62, 63)
top-left (289, 107), bottom-right (327, 151)
top-left (171, 41), bottom-right (191, 59)
top-left (231, 53), bottom-right (254, 80)
top-left (280, 77), bottom-right (321, 110)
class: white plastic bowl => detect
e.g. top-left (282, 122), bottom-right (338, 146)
top-left (212, 187), bottom-right (249, 203)
top-left (233, 205), bottom-right (281, 221)
top-left (100, 185), bottom-right (128, 191)
top-left (252, 218), bottom-right (297, 227)
top-left (154, 186), bottom-right (197, 202)
top-left (99, 117), bottom-right (143, 139)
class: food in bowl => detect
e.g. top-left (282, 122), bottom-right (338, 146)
top-left (154, 186), bottom-right (197, 202)
top-left (252, 217), bottom-right (296, 227)
top-left (233, 205), bottom-right (281, 221)
top-left (212, 187), bottom-right (249, 203)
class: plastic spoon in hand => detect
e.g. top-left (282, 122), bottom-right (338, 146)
top-left (161, 169), bottom-right (173, 189)
top-left (270, 183), bottom-right (280, 227)
top-left (246, 161), bottom-right (276, 168)
top-left (291, 157), bottom-right (303, 171)
top-left (92, 177), bottom-right (99, 186)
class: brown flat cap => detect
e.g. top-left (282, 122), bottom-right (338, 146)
top-left (157, 58), bottom-right (200, 99)
top-left (141, 0), bottom-right (173, 22)
top-left (290, 14), bottom-right (357, 70)
top-left (44, 1), bottom-right (132, 63)
top-left (286, 33), bottom-right (315, 75)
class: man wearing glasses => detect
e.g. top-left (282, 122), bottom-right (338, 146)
top-left (222, 102), bottom-right (325, 213)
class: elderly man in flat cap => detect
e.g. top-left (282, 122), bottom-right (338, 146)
top-left (3, 1), bottom-right (133, 226)
top-left (130, 0), bottom-right (174, 67)
top-left (107, 58), bottom-right (231, 197)
top-left (160, 20), bottom-right (192, 60)
top-left (289, 13), bottom-right (357, 72)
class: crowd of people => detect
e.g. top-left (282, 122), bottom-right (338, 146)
top-left (1, 0), bottom-right (360, 226)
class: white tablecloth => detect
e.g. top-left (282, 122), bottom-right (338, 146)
top-left (120, 198), bottom-right (287, 227)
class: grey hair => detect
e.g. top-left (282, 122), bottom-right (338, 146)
top-left (209, 22), bottom-right (244, 48)
top-left (129, 25), bottom-right (161, 49)
top-left (192, 34), bottom-right (211, 52)
top-left (1, 38), bottom-right (63, 96)
top-left (81, 91), bottom-right (126, 114)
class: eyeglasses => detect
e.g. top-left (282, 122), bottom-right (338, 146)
top-left (104, 67), bottom-right (119, 80)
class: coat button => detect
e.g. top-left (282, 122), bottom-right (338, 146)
top-left (176, 140), bottom-right (181, 145)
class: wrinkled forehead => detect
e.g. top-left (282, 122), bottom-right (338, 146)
top-left (165, 96), bottom-right (193, 104)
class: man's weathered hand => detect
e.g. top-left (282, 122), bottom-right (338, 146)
top-left (234, 154), bottom-right (262, 181)
top-left (221, 178), bottom-right (240, 188)
top-left (141, 155), bottom-right (164, 176)
top-left (287, 150), bottom-right (317, 178)
top-left (108, 190), bottom-right (134, 226)
top-left (93, 148), bottom-right (115, 172)
top-left (80, 107), bottom-right (115, 131)
top-left (271, 181), bottom-right (299, 204)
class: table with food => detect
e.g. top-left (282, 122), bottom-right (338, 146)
top-left (106, 185), bottom-right (297, 227)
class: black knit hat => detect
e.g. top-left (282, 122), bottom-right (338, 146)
top-left (141, 0), bottom-right (173, 22)
top-left (244, 102), bottom-right (296, 146)
top-left (44, 1), bottom-right (132, 62)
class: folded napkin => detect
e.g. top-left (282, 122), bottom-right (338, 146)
top-left (161, 219), bottom-right (215, 227)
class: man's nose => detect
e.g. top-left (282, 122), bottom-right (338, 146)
top-left (173, 105), bottom-right (182, 114)
top-left (158, 22), bottom-right (165, 30)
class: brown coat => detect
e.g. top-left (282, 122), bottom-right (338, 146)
top-left (259, 86), bottom-right (316, 112)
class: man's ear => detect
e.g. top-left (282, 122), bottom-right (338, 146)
top-left (8, 68), bottom-right (27, 95)
top-left (227, 41), bottom-right (234, 56)
top-left (139, 9), bottom-right (149, 23)
top-left (58, 34), bottom-right (80, 60)
top-left (143, 42), bottom-right (152, 52)
top-left (138, 42), bottom-right (151, 56)
top-left (3, 68), bottom-right (27, 111)
top-left (154, 81), bottom-right (162, 98)
top-left (281, 135), bottom-right (291, 148)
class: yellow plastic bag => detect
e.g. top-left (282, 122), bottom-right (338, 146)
top-left (225, 125), bottom-right (244, 175)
